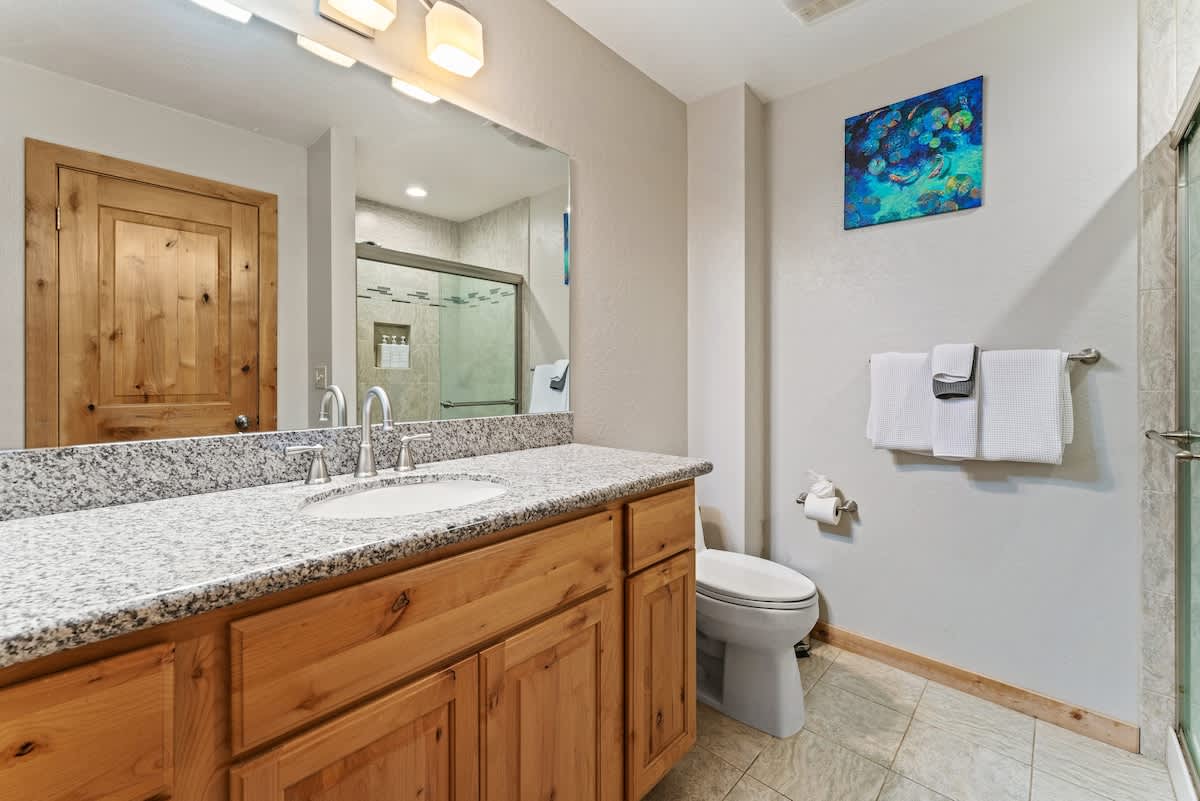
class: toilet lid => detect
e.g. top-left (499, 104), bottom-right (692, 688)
top-left (695, 550), bottom-right (817, 604)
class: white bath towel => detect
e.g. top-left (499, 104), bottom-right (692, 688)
top-left (867, 353), bottom-right (932, 452)
top-left (978, 350), bottom-right (1070, 464)
top-left (931, 344), bottom-right (979, 459)
top-left (529, 362), bottom-right (570, 413)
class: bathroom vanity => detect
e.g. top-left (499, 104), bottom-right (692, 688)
top-left (0, 443), bottom-right (709, 801)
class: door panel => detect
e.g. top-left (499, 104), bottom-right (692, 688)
top-left (480, 593), bottom-right (621, 801)
top-left (230, 657), bottom-right (478, 801)
top-left (626, 550), bottom-right (696, 801)
top-left (57, 166), bottom-right (260, 444)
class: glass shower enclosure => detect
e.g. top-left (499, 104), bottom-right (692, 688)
top-left (355, 245), bottom-right (521, 422)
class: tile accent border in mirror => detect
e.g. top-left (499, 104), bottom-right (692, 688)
top-left (0, 413), bottom-right (572, 522)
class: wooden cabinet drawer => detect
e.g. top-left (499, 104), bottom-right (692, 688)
top-left (625, 485), bottom-right (695, 573)
top-left (0, 643), bottom-right (175, 801)
top-left (231, 510), bottom-right (617, 752)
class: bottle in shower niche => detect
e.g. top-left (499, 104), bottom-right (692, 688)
top-left (396, 335), bottom-right (410, 369)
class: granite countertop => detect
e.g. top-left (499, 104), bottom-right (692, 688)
top-left (0, 443), bottom-right (711, 670)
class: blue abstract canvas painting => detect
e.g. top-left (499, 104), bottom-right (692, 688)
top-left (844, 76), bottom-right (983, 230)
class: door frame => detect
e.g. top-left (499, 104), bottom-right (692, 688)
top-left (24, 138), bottom-right (279, 447)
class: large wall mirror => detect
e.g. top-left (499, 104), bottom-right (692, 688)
top-left (0, 0), bottom-right (570, 451)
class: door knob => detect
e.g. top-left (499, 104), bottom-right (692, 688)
top-left (234, 414), bottom-right (251, 431)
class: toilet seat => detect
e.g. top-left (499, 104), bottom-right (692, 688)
top-left (696, 550), bottom-right (817, 608)
top-left (698, 585), bottom-right (818, 610)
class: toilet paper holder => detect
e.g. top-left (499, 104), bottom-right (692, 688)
top-left (795, 492), bottom-right (858, 514)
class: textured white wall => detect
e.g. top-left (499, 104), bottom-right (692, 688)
top-left (0, 56), bottom-right (310, 447)
top-left (688, 86), bottom-right (768, 553)
top-left (767, 0), bottom-right (1139, 720)
top-left (244, 0), bottom-right (689, 454)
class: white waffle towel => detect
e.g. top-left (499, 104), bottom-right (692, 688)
top-left (978, 350), bottom-right (1071, 464)
top-left (867, 353), bottom-right (932, 452)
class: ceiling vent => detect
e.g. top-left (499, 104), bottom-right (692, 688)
top-left (783, 0), bottom-right (862, 24)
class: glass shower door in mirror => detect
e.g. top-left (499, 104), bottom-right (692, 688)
top-left (356, 249), bottom-right (519, 422)
top-left (438, 273), bottom-right (518, 419)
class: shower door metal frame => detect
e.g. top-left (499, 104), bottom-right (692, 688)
top-left (355, 243), bottom-right (525, 415)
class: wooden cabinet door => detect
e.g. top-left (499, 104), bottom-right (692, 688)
top-left (230, 657), bottom-right (478, 801)
top-left (0, 644), bottom-right (175, 801)
top-left (480, 592), bottom-right (621, 801)
top-left (626, 550), bottom-right (696, 801)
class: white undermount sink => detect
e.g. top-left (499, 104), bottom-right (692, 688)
top-left (303, 479), bottom-right (507, 519)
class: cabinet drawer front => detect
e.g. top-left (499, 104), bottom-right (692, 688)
top-left (231, 656), bottom-right (478, 801)
top-left (231, 510), bottom-right (616, 751)
top-left (625, 484), bottom-right (695, 573)
top-left (0, 644), bottom-right (175, 801)
top-left (626, 550), bottom-right (696, 801)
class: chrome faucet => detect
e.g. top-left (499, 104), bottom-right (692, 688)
top-left (356, 386), bottom-right (393, 478)
top-left (318, 385), bottom-right (348, 427)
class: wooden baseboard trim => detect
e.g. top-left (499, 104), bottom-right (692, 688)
top-left (812, 622), bottom-right (1140, 754)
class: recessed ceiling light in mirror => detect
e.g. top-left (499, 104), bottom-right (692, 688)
top-left (405, 185), bottom-right (429, 198)
top-left (188, 0), bottom-right (252, 23)
top-left (391, 77), bottom-right (440, 104)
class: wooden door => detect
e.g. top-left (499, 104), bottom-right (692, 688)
top-left (625, 550), bottom-right (696, 801)
top-left (480, 592), bottom-right (621, 801)
top-left (230, 657), bottom-right (478, 801)
top-left (25, 140), bottom-right (278, 446)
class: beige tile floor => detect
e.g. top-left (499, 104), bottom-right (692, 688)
top-left (646, 641), bottom-right (1177, 801)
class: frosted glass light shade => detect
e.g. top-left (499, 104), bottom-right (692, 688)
top-left (425, 2), bottom-right (484, 77)
top-left (328, 0), bottom-right (397, 31)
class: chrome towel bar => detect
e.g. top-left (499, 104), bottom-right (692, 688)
top-left (440, 398), bottom-right (518, 409)
top-left (868, 348), bottom-right (1101, 364)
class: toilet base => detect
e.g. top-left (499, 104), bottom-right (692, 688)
top-left (698, 640), bottom-right (806, 738)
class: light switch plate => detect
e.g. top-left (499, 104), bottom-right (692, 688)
top-left (313, 365), bottom-right (329, 389)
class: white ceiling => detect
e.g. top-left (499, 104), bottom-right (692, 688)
top-left (544, 0), bottom-right (1035, 103)
top-left (0, 0), bottom-right (568, 221)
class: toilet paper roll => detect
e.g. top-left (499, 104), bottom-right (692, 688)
top-left (804, 495), bottom-right (842, 525)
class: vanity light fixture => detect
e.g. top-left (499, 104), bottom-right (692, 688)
top-left (405, 185), bottom-right (429, 198)
top-left (296, 35), bottom-right (358, 67)
top-left (188, 0), bottom-right (252, 23)
top-left (422, 0), bottom-right (485, 77)
top-left (391, 77), bottom-right (441, 104)
top-left (328, 0), bottom-right (398, 31)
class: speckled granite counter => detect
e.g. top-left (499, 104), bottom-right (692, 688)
top-left (0, 443), bottom-right (711, 669)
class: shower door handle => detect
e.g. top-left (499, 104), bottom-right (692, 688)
top-left (1145, 429), bottom-right (1200, 461)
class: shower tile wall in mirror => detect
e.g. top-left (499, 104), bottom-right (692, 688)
top-left (0, 0), bottom-right (570, 452)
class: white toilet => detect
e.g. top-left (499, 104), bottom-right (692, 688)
top-left (694, 511), bottom-right (819, 738)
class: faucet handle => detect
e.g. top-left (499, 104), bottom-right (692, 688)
top-left (397, 432), bottom-right (432, 472)
top-left (286, 445), bottom-right (331, 485)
